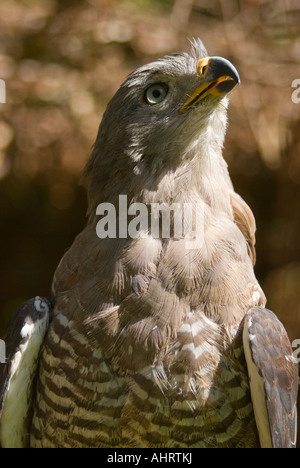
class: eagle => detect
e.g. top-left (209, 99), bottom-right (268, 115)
top-left (0, 39), bottom-right (298, 448)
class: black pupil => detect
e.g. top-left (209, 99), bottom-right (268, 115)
top-left (152, 88), bottom-right (161, 98)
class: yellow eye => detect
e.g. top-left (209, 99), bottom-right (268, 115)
top-left (145, 84), bottom-right (169, 104)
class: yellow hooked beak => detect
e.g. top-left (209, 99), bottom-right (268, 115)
top-left (180, 56), bottom-right (240, 113)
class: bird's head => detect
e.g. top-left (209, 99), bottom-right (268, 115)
top-left (86, 39), bottom-right (240, 206)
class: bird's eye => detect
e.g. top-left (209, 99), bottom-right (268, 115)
top-left (145, 84), bottom-right (169, 105)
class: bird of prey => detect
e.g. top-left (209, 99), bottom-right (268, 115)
top-left (0, 39), bottom-right (298, 448)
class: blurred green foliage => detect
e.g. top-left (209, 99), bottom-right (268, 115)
top-left (0, 0), bottom-right (300, 345)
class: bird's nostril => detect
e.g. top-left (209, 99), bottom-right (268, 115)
top-left (197, 57), bottom-right (210, 78)
top-left (200, 65), bottom-right (208, 77)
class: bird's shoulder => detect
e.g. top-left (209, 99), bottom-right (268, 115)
top-left (230, 190), bottom-right (256, 265)
top-left (243, 307), bottom-right (298, 448)
top-left (0, 297), bottom-right (50, 448)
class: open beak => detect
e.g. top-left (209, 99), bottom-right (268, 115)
top-left (180, 56), bottom-right (240, 113)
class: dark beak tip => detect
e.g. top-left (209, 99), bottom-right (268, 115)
top-left (233, 73), bottom-right (241, 86)
top-left (216, 78), bottom-right (239, 95)
top-left (209, 56), bottom-right (240, 86)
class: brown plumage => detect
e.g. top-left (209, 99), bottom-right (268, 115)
top-left (0, 39), bottom-right (297, 448)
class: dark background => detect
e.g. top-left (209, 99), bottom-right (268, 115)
top-left (0, 0), bottom-right (300, 347)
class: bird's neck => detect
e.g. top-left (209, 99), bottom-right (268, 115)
top-left (87, 109), bottom-right (233, 219)
top-left (140, 148), bottom-right (233, 212)
top-left (87, 150), bottom-right (233, 224)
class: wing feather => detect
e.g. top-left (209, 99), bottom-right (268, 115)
top-left (243, 307), bottom-right (298, 448)
top-left (230, 191), bottom-right (256, 265)
top-left (0, 297), bottom-right (50, 448)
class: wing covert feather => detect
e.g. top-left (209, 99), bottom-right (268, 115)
top-left (243, 307), bottom-right (298, 448)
